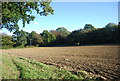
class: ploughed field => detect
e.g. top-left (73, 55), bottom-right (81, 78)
top-left (2, 45), bottom-right (120, 80)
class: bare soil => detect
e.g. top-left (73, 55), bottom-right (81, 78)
top-left (2, 45), bottom-right (120, 80)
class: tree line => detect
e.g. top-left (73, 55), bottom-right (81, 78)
top-left (1, 2), bottom-right (119, 49)
top-left (1, 23), bottom-right (120, 49)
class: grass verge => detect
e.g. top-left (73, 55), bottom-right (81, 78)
top-left (2, 54), bottom-right (102, 80)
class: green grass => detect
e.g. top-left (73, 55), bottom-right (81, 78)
top-left (2, 54), bottom-right (101, 80)
top-left (2, 54), bottom-right (19, 79)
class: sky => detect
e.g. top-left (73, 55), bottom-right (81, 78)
top-left (1, 2), bottom-right (118, 35)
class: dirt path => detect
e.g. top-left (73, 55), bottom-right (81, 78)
top-left (2, 45), bottom-right (120, 80)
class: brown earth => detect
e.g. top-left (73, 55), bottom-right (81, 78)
top-left (2, 45), bottom-right (120, 80)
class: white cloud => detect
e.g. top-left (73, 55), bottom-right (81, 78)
top-left (34, 22), bottom-right (39, 25)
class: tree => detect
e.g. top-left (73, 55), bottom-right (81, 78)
top-left (56, 27), bottom-right (70, 38)
top-left (104, 23), bottom-right (119, 43)
top-left (27, 31), bottom-right (43, 46)
top-left (50, 30), bottom-right (61, 37)
top-left (105, 23), bottom-right (118, 28)
top-left (2, 35), bottom-right (14, 48)
top-left (50, 27), bottom-right (70, 45)
top-left (1, 1), bottom-right (54, 32)
top-left (13, 30), bottom-right (27, 47)
top-left (66, 30), bottom-right (80, 45)
top-left (40, 30), bottom-right (56, 46)
top-left (66, 29), bottom-right (86, 45)
top-left (82, 24), bottom-right (95, 32)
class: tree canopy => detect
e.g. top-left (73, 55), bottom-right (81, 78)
top-left (2, 35), bottom-right (14, 48)
top-left (82, 24), bottom-right (95, 32)
top-left (40, 30), bottom-right (56, 46)
top-left (1, 1), bottom-right (53, 32)
top-left (13, 30), bottom-right (27, 47)
top-left (1, 22), bottom-right (119, 49)
top-left (66, 23), bottom-right (119, 45)
top-left (27, 31), bottom-right (43, 46)
top-left (56, 27), bottom-right (70, 38)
